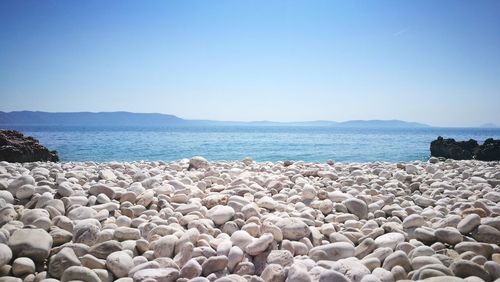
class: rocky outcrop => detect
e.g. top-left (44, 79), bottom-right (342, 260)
top-left (430, 136), bottom-right (500, 161)
top-left (0, 130), bottom-right (59, 162)
top-left (475, 138), bottom-right (500, 161)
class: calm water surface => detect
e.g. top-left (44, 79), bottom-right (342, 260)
top-left (4, 126), bottom-right (500, 163)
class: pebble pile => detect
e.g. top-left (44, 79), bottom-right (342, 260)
top-left (0, 156), bottom-right (499, 282)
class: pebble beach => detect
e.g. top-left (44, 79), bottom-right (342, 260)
top-left (0, 156), bottom-right (499, 282)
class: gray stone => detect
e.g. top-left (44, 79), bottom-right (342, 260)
top-left (344, 198), bottom-right (368, 219)
top-left (319, 270), bottom-right (351, 282)
top-left (260, 264), bottom-right (286, 282)
top-left (245, 233), bottom-right (274, 256)
top-left (8, 228), bottom-right (52, 262)
top-left (73, 220), bottom-right (100, 246)
top-left (275, 217), bottom-right (311, 241)
top-left (201, 255), bottom-right (228, 276)
top-left (435, 227), bottom-right (462, 245)
top-left (89, 240), bottom-right (122, 259)
top-left (322, 257), bottom-right (371, 282)
top-left (89, 184), bottom-right (115, 199)
top-left (374, 232), bottom-right (405, 250)
top-left (450, 260), bottom-right (490, 282)
top-left (208, 205), bottom-right (235, 225)
top-left (67, 206), bottom-right (97, 220)
top-left (8, 175), bottom-right (35, 194)
top-left (0, 243), bottom-right (12, 267)
top-left (128, 261), bottom-right (160, 277)
top-left (227, 246), bottom-right (244, 272)
top-left (133, 268), bottom-right (179, 282)
top-left (457, 214), bottom-right (481, 234)
top-left (411, 256), bottom-right (443, 270)
top-left (61, 266), bottom-right (101, 282)
top-left (382, 250), bottom-right (411, 272)
top-left (267, 250), bottom-right (293, 267)
top-left (49, 247), bottom-right (81, 278)
top-left (309, 242), bottom-right (355, 262)
top-left (484, 261), bottom-right (500, 280)
top-left (286, 263), bottom-right (311, 282)
top-left (106, 251), bottom-right (134, 278)
top-left (455, 242), bottom-right (494, 258)
top-left (403, 214), bottom-right (425, 229)
top-left (12, 257), bottom-right (35, 276)
top-left (50, 228), bottom-right (73, 246)
top-left (154, 235), bottom-right (177, 258)
top-left (180, 259), bottom-right (202, 279)
top-left (114, 227), bottom-right (141, 241)
top-left (15, 184), bottom-right (35, 199)
top-left (471, 224), bottom-right (500, 245)
top-left (189, 156), bottom-right (209, 170)
top-left (355, 238), bottom-right (376, 259)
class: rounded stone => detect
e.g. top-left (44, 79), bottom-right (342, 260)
top-left (245, 233), bottom-right (274, 256)
top-left (374, 232), bottom-right (405, 250)
top-left (201, 255), bottom-right (228, 276)
top-left (471, 225), bottom-right (500, 245)
top-left (260, 264), bottom-right (286, 282)
top-left (8, 228), bottom-right (53, 262)
top-left (382, 250), bottom-right (411, 272)
top-left (48, 247), bottom-right (81, 278)
top-left (208, 205), bottom-right (235, 225)
top-left (15, 184), bottom-right (35, 199)
top-left (309, 242), bottom-right (355, 262)
top-left (302, 184), bottom-right (316, 200)
top-left (403, 214), bottom-right (425, 229)
top-left (114, 227), bottom-right (141, 241)
top-left (266, 250), bottom-right (293, 267)
top-left (12, 257), bottom-right (35, 276)
top-left (450, 260), bottom-right (490, 281)
top-left (106, 251), bottom-right (134, 278)
top-left (0, 243), bottom-right (12, 267)
top-left (189, 156), bottom-right (209, 170)
top-left (344, 198), bottom-right (368, 219)
top-left (319, 270), bottom-right (351, 282)
top-left (180, 259), bottom-right (202, 279)
top-left (153, 235), bottom-right (177, 258)
top-left (89, 240), bottom-right (122, 259)
top-left (61, 266), bottom-right (101, 282)
top-left (275, 217), bottom-right (311, 241)
top-left (457, 214), bottom-right (481, 234)
top-left (435, 227), bottom-right (463, 245)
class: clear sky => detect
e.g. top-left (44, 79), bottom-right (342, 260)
top-left (1, 0), bottom-right (499, 127)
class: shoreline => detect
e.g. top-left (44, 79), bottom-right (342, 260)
top-left (4, 156), bottom-right (500, 165)
top-left (0, 157), bottom-right (499, 281)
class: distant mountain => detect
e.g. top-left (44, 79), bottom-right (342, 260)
top-left (0, 111), bottom-right (187, 126)
top-left (0, 111), bottom-right (430, 128)
top-left (480, 123), bottom-right (498, 128)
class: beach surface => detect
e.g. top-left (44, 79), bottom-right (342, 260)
top-left (0, 157), bottom-right (499, 282)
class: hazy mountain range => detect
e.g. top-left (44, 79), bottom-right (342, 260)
top-left (1, 111), bottom-right (433, 128)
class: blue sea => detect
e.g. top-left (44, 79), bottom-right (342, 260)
top-left (4, 126), bottom-right (500, 163)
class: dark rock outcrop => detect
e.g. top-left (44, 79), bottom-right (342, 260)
top-left (475, 138), bottom-right (500, 161)
top-left (0, 130), bottom-right (59, 162)
top-left (430, 136), bottom-right (500, 161)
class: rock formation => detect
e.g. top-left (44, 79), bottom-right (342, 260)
top-left (430, 136), bottom-right (500, 161)
top-left (0, 130), bottom-right (59, 162)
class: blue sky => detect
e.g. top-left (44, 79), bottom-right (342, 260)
top-left (1, 0), bottom-right (499, 127)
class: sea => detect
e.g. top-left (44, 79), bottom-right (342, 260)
top-left (4, 126), bottom-right (500, 163)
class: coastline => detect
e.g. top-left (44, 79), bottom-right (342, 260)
top-left (0, 157), bottom-right (499, 281)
